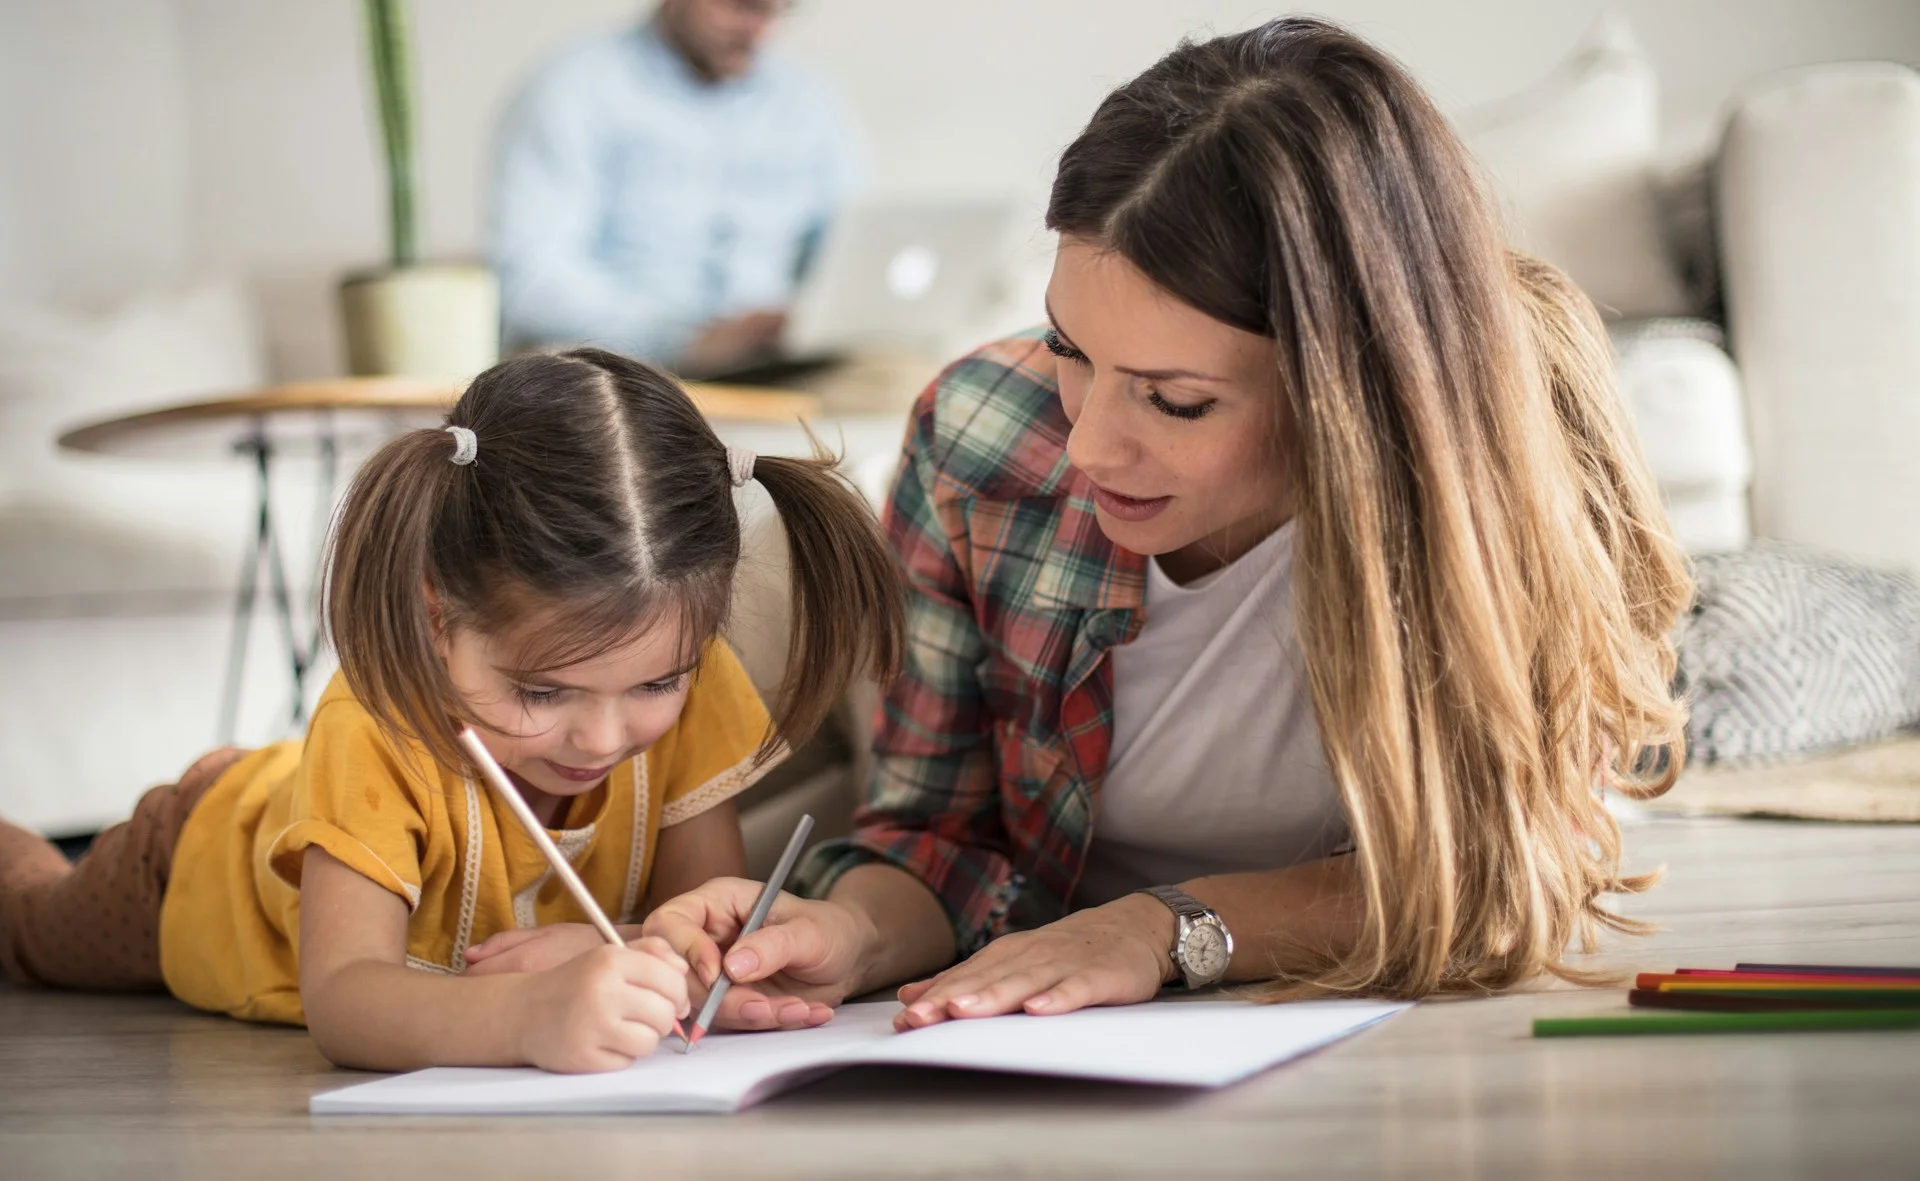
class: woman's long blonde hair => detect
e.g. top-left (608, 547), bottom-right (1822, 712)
top-left (1048, 18), bottom-right (1691, 995)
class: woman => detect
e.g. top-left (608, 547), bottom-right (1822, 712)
top-left (644, 16), bottom-right (1690, 1030)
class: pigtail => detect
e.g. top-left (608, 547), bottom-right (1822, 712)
top-left (749, 450), bottom-right (906, 759)
top-left (322, 425), bottom-right (471, 772)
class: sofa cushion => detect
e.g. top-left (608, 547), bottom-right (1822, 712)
top-left (1463, 14), bottom-right (1693, 319)
top-left (1678, 543), bottom-right (1920, 766)
top-left (1717, 62), bottom-right (1920, 574)
top-left (0, 278), bottom-right (265, 603)
top-left (1610, 318), bottom-right (1752, 553)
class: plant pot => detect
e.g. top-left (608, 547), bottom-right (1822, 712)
top-left (338, 263), bottom-right (499, 380)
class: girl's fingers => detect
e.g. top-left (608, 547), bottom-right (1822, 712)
top-left (464, 926), bottom-right (548, 961)
top-left (619, 985), bottom-right (684, 1038)
top-left (614, 947), bottom-right (691, 1011)
top-left (602, 1016), bottom-right (665, 1064)
top-left (895, 977), bottom-right (937, 1005)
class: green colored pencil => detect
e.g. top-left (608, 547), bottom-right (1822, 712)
top-left (1533, 1009), bottom-right (1920, 1037)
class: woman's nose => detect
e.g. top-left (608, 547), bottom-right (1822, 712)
top-left (1065, 378), bottom-right (1136, 478)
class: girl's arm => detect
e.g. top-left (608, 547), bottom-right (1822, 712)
top-left (298, 847), bottom-right (690, 1072)
top-left (463, 801), bottom-right (760, 977)
top-left (642, 800), bottom-right (747, 911)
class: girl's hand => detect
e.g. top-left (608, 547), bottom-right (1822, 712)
top-left (643, 877), bottom-right (875, 1031)
top-left (464, 923), bottom-right (647, 976)
top-left (512, 938), bottom-right (691, 1073)
top-left (892, 894), bottom-right (1175, 1031)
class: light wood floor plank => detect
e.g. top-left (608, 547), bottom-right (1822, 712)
top-left (3, 817), bottom-right (1916, 1179)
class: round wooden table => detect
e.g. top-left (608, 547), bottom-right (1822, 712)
top-left (57, 377), bottom-right (821, 741)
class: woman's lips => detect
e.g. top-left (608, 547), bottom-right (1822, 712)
top-left (1090, 482), bottom-right (1173, 522)
top-left (544, 759), bottom-right (616, 783)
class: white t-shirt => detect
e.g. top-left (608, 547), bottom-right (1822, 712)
top-left (1074, 521), bottom-right (1350, 908)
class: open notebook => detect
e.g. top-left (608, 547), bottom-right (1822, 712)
top-left (310, 997), bottom-right (1408, 1115)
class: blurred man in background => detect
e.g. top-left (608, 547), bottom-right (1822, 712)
top-left (490, 0), bottom-right (861, 375)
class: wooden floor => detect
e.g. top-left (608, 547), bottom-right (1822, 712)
top-left (3, 817), bottom-right (1917, 1180)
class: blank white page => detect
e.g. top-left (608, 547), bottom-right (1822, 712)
top-left (310, 998), bottom-right (1407, 1116)
top-left (852, 999), bottom-right (1408, 1087)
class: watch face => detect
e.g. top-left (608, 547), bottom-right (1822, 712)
top-left (1184, 923), bottom-right (1228, 980)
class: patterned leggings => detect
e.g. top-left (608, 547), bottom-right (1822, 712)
top-left (0, 748), bottom-right (247, 991)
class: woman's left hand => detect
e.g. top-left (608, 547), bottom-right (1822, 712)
top-left (892, 893), bottom-right (1176, 1031)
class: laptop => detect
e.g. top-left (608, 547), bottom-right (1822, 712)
top-left (697, 199), bottom-right (1026, 382)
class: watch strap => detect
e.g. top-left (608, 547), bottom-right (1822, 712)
top-left (1142, 884), bottom-right (1210, 922)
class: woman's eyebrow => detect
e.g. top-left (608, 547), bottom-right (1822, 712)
top-left (1043, 298), bottom-right (1230, 384)
top-left (1042, 298), bottom-right (1077, 349)
top-left (1052, 297), bottom-right (1228, 385)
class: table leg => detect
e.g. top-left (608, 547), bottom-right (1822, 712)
top-left (216, 438), bottom-right (271, 744)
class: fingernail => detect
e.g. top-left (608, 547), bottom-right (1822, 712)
top-left (907, 1003), bottom-right (935, 1025)
top-left (952, 994), bottom-right (979, 1009)
top-left (1027, 995), bottom-right (1052, 1011)
top-left (725, 949), bottom-right (759, 978)
top-left (742, 1000), bottom-right (772, 1022)
top-left (702, 962), bottom-right (720, 987)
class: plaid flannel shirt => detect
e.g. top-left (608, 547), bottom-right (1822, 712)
top-left (796, 330), bottom-right (1150, 955)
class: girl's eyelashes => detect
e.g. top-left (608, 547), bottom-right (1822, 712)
top-left (514, 677), bottom-right (684, 704)
top-left (1042, 327), bottom-right (1088, 364)
top-left (513, 684), bottom-right (562, 706)
top-left (1148, 390), bottom-right (1215, 421)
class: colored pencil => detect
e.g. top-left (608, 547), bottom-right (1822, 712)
top-left (1629, 988), bottom-right (1920, 1011)
top-left (1532, 1009), bottom-right (1920, 1037)
top-left (1639, 971), bottom-right (1920, 990)
top-left (1658, 971), bottom-right (1912, 990)
top-left (456, 727), bottom-right (686, 1043)
top-left (681, 811), bottom-right (815, 1053)
top-left (1734, 962), bottom-right (1920, 979)
top-left (1653, 981), bottom-right (1920, 994)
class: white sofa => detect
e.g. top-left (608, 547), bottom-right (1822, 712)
top-left (1466, 19), bottom-right (1919, 573)
top-left (5, 35), bottom-right (1917, 855)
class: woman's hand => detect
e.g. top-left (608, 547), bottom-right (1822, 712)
top-left (643, 877), bottom-right (877, 1031)
top-left (510, 938), bottom-right (691, 1074)
top-left (463, 923), bottom-right (648, 976)
top-left (892, 894), bottom-right (1175, 1031)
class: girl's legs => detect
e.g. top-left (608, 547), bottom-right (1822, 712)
top-left (0, 747), bottom-right (247, 990)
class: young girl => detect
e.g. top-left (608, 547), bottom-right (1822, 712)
top-left (0, 347), bottom-right (903, 1073)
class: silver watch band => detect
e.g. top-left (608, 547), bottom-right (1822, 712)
top-left (1136, 885), bottom-right (1231, 988)
top-left (1143, 884), bottom-right (1210, 922)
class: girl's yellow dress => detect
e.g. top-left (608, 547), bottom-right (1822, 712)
top-left (158, 640), bottom-right (778, 1024)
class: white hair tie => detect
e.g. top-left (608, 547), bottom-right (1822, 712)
top-left (445, 425), bottom-right (478, 466)
top-left (726, 445), bottom-right (756, 488)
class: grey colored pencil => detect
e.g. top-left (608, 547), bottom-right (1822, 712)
top-left (683, 813), bottom-right (816, 1052)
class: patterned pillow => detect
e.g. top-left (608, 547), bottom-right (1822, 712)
top-left (1677, 543), bottom-right (1920, 765)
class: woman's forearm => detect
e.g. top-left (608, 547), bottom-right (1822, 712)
top-left (1183, 854), bottom-right (1366, 983)
top-left (303, 959), bottom-right (531, 1071)
top-left (826, 862), bottom-right (958, 995)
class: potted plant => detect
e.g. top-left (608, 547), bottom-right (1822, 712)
top-left (338, 0), bottom-right (498, 379)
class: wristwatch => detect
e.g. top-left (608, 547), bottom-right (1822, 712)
top-left (1137, 885), bottom-right (1234, 989)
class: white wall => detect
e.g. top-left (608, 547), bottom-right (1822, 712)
top-left (0, 0), bottom-right (192, 306)
top-left (12, 1), bottom-right (1920, 369)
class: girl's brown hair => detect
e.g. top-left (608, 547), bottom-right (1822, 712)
top-left (324, 347), bottom-right (903, 773)
top-left (1048, 18), bottom-right (1692, 996)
